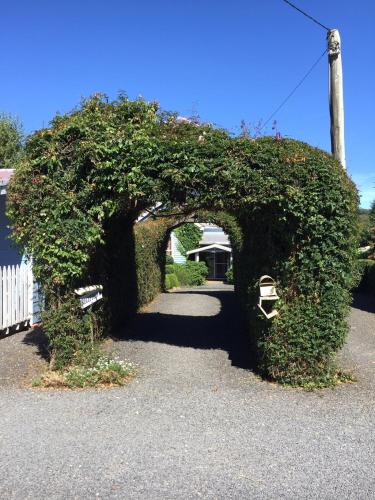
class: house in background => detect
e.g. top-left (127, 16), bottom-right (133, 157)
top-left (138, 207), bottom-right (233, 280)
top-left (166, 231), bottom-right (187, 264)
top-left (169, 223), bottom-right (232, 280)
top-left (0, 170), bottom-right (22, 266)
top-left (0, 169), bottom-right (40, 332)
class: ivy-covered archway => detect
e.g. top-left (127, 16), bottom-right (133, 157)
top-left (7, 94), bottom-right (358, 386)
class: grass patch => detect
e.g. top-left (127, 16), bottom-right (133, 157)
top-left (32, 350), bottom-right (136, 389)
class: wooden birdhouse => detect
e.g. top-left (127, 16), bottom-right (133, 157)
top-left (258, 275), bottom-right (279, 319)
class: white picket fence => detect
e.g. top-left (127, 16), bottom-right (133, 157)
top-left (0, 264), bottom-right (30, 331)
top-left (0, 263), bottom-right (101, 333)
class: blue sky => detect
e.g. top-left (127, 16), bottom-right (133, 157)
top-left (1, 0), bottom-right (374, 207)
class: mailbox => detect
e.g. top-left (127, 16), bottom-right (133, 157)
top-left (75, 285), bottom-right (103, 309)
top-left (258, 275), bottom-right (279, 319)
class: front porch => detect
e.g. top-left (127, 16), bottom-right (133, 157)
top-left (186, 243), bottom-right (232, 280)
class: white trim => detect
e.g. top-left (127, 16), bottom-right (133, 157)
top-left (74, 285), bottom-right (103, 309)
top-left (186, 243), bottom-right (232, 255)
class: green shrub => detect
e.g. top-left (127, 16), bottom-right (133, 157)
top-left (225, 266), bottom-right (234, 284)
top-left (41, 296), bottom-right (99, 369)
top-left (166, 255), bottom-right (174, 265)
top-left (135, 220), bottom-right (171, 307)
top-left (169, 273), bottom-right (179, 288)
top-left (165, 264), bottom-right (175, 274)
top-left (169, 262), bottom-right (208, 286)
top-left (165, 274), bottom-right (172, 290)
top-left (170, 264), bottom-right (190, 286)
top-left (185, 261), bottom-right (208, 285)
top-left (165, 273), bottom-right (179, 289)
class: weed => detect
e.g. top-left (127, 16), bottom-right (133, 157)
top-left (32, 350), bottom-right (136, 389)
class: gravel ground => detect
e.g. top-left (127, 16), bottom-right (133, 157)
top-left (0, 326), bottom-right (48, 387)
top-left (0, 285), bottom-right (374, 499)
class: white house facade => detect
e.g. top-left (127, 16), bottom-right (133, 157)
top-left (170, 223), bottom-right (232, 280)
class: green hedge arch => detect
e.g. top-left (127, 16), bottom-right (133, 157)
top-left (7, 94), bottom-right (359, 385)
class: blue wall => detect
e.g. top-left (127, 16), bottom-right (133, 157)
top-left (0, 195), bottom-right (22, 266)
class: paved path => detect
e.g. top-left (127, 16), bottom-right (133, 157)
top-left (0, 285), bottom-right (374, 499)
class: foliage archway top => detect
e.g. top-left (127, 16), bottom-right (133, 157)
top-left (8, 93), bottom-right (355, 286)
top-left (7, 94), bottom-right (359, 386)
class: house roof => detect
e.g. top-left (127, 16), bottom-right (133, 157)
top-left (186, 243), bottom-right (232, 255)
top-left (199, 225), bottom-right (230, 245)
top-left (200, 233), bottom-right (230, 245)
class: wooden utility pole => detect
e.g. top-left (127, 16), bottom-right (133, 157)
top-left (328, 29), bottom-right (346, 170)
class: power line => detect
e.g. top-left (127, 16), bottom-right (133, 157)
top-left (282, 0), bottom-right (330, 31)
top-left (260, 48), bottom-right (328, 131)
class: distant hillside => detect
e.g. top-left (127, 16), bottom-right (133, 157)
top-left (359, 208), bottom-right (369, 226)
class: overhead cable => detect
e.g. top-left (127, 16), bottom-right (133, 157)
top-left (282, 0), bottom-right (330, 31)
top-left (260, 48), bottom-right (328, 131)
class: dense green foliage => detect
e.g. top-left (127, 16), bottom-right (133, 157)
top-left (41, 296), bottom-right (96, 369)
top-left (185, 261), bottom-right (208, 284)
top-left (174, 223), bottom-right (202, 256)
top-left (168, 261), bottom-right (208, 286)
top-left (165, 273), bottom-right (179, 290)
top-left (165, 261), bottom-right (208, 288)
top-left (7, 94), bottom-right (359, 386)
top-left (0, 113), bottom-right (23, 169)
top-left (134, 219), bottom-right (171, 309)
top-left (165, 255), bottom-right (174, 265)
top-left (168, 263), bottom-right (187, 286)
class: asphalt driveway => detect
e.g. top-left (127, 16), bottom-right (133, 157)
top-left (0, 285), bottom-right (374, 499)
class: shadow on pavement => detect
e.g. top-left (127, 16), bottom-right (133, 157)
top-left (22, 327), bottom-right (50, 362)
top-left (113, 290), bottom-right (256, 371)
top-left (352, 292), bottom-right (375, 314)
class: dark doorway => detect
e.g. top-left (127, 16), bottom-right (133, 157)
top-left (200, 249), bottom-right (231, 280)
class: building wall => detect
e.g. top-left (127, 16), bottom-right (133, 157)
top-left (170, 224), bottom-right (230, 264)
top-left (0, 193), bottom-right (41, 326)
top-left (171, 231), bottom-right (186, 264)
top-left (0, 195), bottom-right (22, 266)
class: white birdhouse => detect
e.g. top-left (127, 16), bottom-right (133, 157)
top-left (258, 275), bottom-right (279, 319)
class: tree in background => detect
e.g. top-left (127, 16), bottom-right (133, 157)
top-left (174, 223), bottom-right (202, 256)
top-left (368, 199), bottom-right (375, 260)
top-left (369, 199), bottom-right (375, 226)
top-left (0, 113), bottom-right (23, 169)
top-left (358, 208), bottom-right (371, 246)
